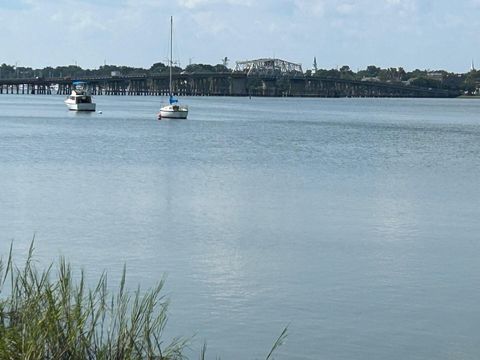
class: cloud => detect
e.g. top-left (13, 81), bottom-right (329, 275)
top-left (177, 0), bottom-right (254, 9)
top-left (0, 0), bottom-right (30, 10)
top-left (0, 0), bottom-right (477, 72)
top-left (385, 0), bottom-right (418, 15)
top-left (177, 0), bottom-right (208, 8)
top-left (336, 2), bottom-right (356, 15)
top-left (191, 11), bottom-right (229, 34)
top-left (293, 0), bottom-right (326, 15)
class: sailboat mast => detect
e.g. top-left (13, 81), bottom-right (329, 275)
top-left (169, 16), bottom-right (173, 98)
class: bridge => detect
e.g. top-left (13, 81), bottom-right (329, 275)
top-left (235, 58), bottom-right (303, 76)
top-left (0, 72), bottom-right (459, 98)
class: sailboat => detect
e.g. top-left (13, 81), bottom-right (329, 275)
top-left (158, 16), bottom-right (188, 120)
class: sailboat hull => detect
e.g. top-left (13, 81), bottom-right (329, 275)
top-left (158, 105), bottom-right (188, 119)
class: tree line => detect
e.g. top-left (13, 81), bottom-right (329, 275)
top-left (308, 65), bottom-right (480, 93)
top-left (0, 62), bottom-right (229, 79)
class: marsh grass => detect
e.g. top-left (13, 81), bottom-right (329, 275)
top-left (0, 242), bottom-right (287, 360)
top-left (0, 242), bottom-right (186, 359)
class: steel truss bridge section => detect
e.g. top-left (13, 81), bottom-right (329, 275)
top-left (235, 58), bottom-right (303, 76)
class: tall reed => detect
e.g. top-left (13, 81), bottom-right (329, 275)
top-left (0, 242), bottom-right (186, 359)
top-left (0, 242), bottom-right (287, 359)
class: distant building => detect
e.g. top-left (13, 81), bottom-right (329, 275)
top-left (361, 76), bottom-right (381, 82)
top-left (427, 72), bottom-right (444, 81)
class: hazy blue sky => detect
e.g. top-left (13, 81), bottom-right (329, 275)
top-left (1, 0), bottom-right (479, 72)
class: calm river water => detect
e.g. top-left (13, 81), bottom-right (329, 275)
top-left (1, 95), bottom-right (480, 359)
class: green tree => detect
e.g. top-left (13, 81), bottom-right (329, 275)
top-left (409, 77), bottom-right (442, 89)
top-left (365, 65), bottom-right (381, 77)
top-left (339, 65), bottom-right (354, 80)
top-left (314, 68), bottom-right (341, 78)
top-left (149, 62), bottom-right (168, 73)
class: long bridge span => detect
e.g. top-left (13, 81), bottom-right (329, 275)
top-left (0, 73), bottom-right (459, 98)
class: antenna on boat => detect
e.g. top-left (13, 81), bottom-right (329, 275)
top-left (169, 15), bottom-right (173, 103)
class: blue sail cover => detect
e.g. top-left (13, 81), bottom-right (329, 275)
top-left (169, 95), bottom-right (178, 104)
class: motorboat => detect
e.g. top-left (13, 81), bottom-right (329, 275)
top-left (65, 81), bottom-right (96, 111)
top-left (157, 16), bottom-right (188, 120)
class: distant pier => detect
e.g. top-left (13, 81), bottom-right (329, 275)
top-left (0, 73), bottom-right (459, 98)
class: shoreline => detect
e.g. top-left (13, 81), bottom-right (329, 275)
top-left (458, 95), bottom-right (480, 99)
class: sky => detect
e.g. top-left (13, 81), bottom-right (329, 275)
top-left (0, 0), bottom-right (479, 73)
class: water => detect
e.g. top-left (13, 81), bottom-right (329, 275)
top-left (1, 95), bottom-right (480, 359)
